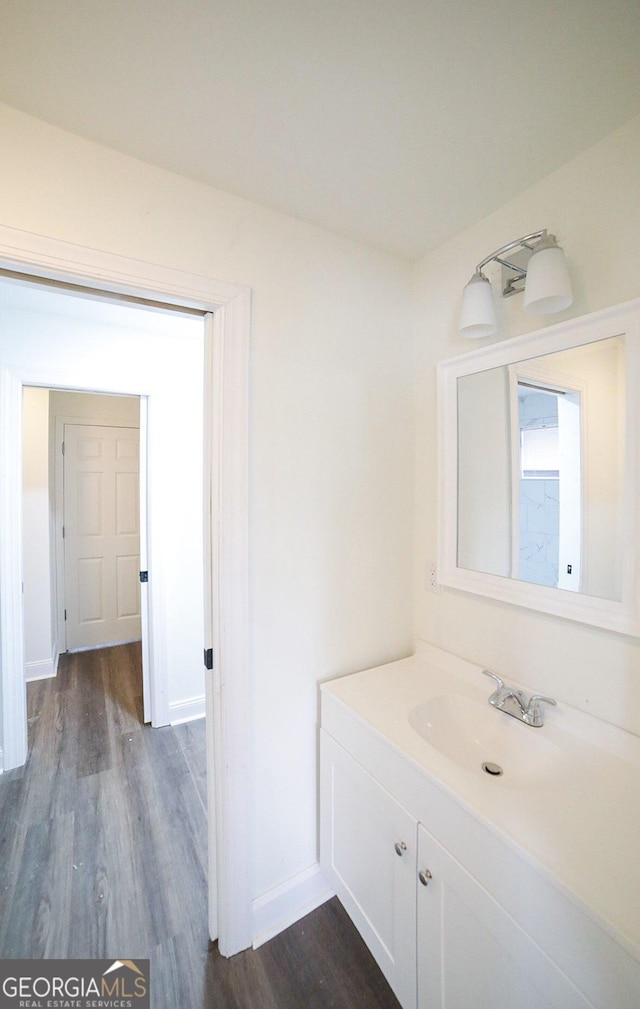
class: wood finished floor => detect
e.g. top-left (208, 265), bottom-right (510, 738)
top-left (0, 644), bottom-right (401, 1009)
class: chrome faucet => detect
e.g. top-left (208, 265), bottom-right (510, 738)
top-left (482, 670), bottom-right (556, 728)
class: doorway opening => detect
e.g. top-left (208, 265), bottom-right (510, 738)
top-left (4, 275), bottom-right (207, 741)
top-left (515, 381), bottom-right (582, 591)
top-left (0, 230), bottom-right (251, 956)
top-left (7, 278), bottom-right (210, 941)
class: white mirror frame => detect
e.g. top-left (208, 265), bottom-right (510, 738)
top-left (438, 298), bottom-right (640, 636)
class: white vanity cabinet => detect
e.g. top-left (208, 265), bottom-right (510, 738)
top-left (320, 730), bottom-right (418, 1009)
top-left (321, 729), bottom-right (594, 1009)
top-left (320, 647), bottom-right (640, 1009)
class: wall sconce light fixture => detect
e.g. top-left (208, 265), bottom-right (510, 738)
top-left (459, 229), bottom-right (573, 339)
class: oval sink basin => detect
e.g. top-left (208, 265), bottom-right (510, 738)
top-left (408, 694), bottom-right (562, 785)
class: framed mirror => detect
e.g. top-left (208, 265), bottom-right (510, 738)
top-left (438, 299), bottom-right (640, 635)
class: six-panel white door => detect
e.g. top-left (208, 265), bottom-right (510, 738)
top-left (63, 423), bottom-right (141, 650)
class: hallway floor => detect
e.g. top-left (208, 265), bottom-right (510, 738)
top-left (0, 644), bottom-right (400, 1008)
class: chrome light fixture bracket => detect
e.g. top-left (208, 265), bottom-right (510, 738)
top-left (475, 229), bottom-right (548, 298)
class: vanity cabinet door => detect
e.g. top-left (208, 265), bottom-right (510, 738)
top-left (320, 731), bottom-right (418, 1009)
top-left (417, 824), bottom-right (592, 1009)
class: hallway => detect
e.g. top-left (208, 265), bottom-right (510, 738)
top-left (0, 645), bottom-right (400, 1008)
top-left (0, 645), bottom-right (207, 961)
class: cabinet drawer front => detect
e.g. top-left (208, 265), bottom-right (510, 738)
top-left (321, 731), bottom-right (417, 1009)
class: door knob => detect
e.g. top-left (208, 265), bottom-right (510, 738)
top-left (394, 841), bottom-right (407, 856)
top-left (418, 868), bottom-right (433, 887)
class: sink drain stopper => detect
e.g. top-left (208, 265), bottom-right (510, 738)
top-left (482, 761), bottom-right (503, 776)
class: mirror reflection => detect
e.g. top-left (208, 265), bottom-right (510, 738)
top-left (457, 336), bottom-right (625, 600)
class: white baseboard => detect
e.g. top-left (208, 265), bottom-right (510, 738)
top-left (252, 862), bottom-right (334, 949)
top-left (169, 694), bottom-right (206, 725)
top-left (25, 646), bottom-right (59, 682)
top-left (67, 637), bottom-right (141, 654)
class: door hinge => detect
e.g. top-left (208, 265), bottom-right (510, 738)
top-left (204, 647), bottom-right (214, 670)
top-left (64, 609), bottom-right (67, 621)
top-left (62, 440), bottom-right (65, 455)
top-left (139, 570), bottom-right (148, 583)
top-left (62, 525), bottom-right (65, 539)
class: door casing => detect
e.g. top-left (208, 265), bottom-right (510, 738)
top-left (0, 225), bottom-right (251, 956)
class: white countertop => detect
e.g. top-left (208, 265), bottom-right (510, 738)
top-left (321, 641), bottom-right (640, 963)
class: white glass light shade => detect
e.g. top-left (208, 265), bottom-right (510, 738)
top-left (458, 272), bottom-right (497, 338)
top-left (523, 240), bottom-right (573, 315)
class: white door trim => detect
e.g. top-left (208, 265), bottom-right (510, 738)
top-left (138, 397), bottom-right (151, 725)
top-left (0, 224), bottom-right (252, 955)
top-left (0, 365), bottom-right (28, 768)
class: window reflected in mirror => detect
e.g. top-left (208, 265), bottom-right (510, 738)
top-left (457, 335), bottom-right (625, 601)
top-left (517, 382), bottom-right (581, 591)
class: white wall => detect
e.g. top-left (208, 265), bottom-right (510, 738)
top-left (51, 390), bottom-right (140, 425)
top-left (457, 367), bottom-right (511, 577)
top-left (22, 387), bottom-right (54, 678)
top-left (0, 104), bottom-right (416, 905)
top-left (414, 113), bottom-right (640, 736)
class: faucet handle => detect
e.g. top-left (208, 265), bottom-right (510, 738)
top-left (524, 694), bottom-right (557, 726)
top-left (482, 670), bottom-right (508, 706)
top-left (528, 694), bottom-right (556, 708)
top-left (482, 669), bottom-right (505, 690)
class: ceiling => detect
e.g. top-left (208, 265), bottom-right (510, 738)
top-left (1, 0), bottom-right (639, 260)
